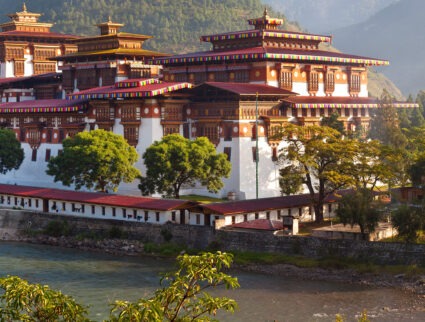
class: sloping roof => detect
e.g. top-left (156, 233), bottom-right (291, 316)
top-left (69, 79), bottom-right (192, 100)
top-left (154, 46), bottom-right (388, 66)
top-left (0, 99), bottom-right (88, 113)
top-left (198, 82), bottom-right (297, 96)
top-left (227, 219), bottom-right (285, 231)
top-left (282, 96), bottom-right (419, 109)
top-left (0, 184), bottom-right (196, 211)
top-left (201, 29), bottom-right (332, 44)
top-left (200, 190), bottom-right (353, 216)
top-left (56, 47), bottom-right (169, 60)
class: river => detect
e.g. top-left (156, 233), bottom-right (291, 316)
top-left (0, 242), bottom-right (423, 321)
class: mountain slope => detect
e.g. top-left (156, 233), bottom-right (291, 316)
top-left (331, 0), bottom-right (425, 96)
top-left (263, 0), bottom-right (398, 32)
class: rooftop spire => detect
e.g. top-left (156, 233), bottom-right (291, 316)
top-left (22, 3), bottom-right (27, 12)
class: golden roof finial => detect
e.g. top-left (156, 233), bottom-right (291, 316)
top-left (108, 16), bottom-right (112, 23)
top-left (263, 7), bottom-right (268, 17)
top-left (22, 2), bottom-right (27, 12)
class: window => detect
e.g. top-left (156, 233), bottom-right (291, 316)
top-left (224, 147), bottom-right (231, 161)
top-left (156, 212), bottom-right (160, 222)
top-left (102, 206), bottom-right (106, 216)
top-left (196, 214), bottom-right (200, 225)
top-left (28, 199), bottom-right (32, 207)
top-left (72, 203), bottom-right (75, 211)
top-left (35, 199), bottom-right (39, 208)
top-left (325, 72), bottom-right (335, 93)
top-left (144, 211), bottom-right (149, 222)
top-left (328, 204), bottom-right (332, 212)
top-left (171, 211), bottom-right (176, 222)
top-left (280, 70), bottom-right (293, 90)
top-left (266, 212), bottom-right (270, 220)
top-left (350, 73), bottom-right (361, 93)
top-left (299, 208), bottom-right (302, 216)
top-left (244, 214), bottom-right (248, 222)
top-left (31, 149), bottom-right (37, 162)
top-left (112, 207), bottom-right (116, 217)
top-left (45, 149), bottom-right (51, 161)
top-left (133, 209), bottom-right (137, 218)
top-left (255, 213), bottom-right (259, 220)
top-left (231, 216), bottom-right (235, 224)
top-left (272, 147), bottom-right (278, 162)
top-left (81, 204), bottom-right (85, 213)
top-left (277, 210), bottom-right (281, 219)
top-left (62, 202), bottom-right (66, 211)
top-left (91, 205), bottom-right (95, 215)
top-left (122, 208), bottom-right (127, 218)
top-left (308, 72), bottom-right (319, 93)
top-left (252, 147), bottom-right (257, 162)
top-left (288, 208), bottom-right (292, 216)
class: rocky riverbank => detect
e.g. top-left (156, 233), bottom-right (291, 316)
top-left (15, 234), bottom-right (425, 300)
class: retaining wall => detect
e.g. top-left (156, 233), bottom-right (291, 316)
top-left (1, 210), bottom-right (424, 266)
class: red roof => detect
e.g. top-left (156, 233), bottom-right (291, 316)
top-left (200, 191), bottom-right (352, 216)
top-left (202, 194), bottom-right (314, 215)
top-left (228, 219), bottom-right (285, 231)
top-left (200, 82), bottom-right (297, 96)
top-left (0, 99), bottom-right (88, 113)
top-left (69, 80), bottom-right (192, 100)
top-left (0, 184), bottom-right (196, 211)
top-left (282, 96), bottom-right (419, 109)
top-left (154, 46), bottom-right (388, 66)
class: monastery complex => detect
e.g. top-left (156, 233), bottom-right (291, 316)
top-left (0, 5), bottom-right (415, 200)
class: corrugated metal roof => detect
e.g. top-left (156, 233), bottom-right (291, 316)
top-left (0, 184), bottom-right (196, 211)
top-left (228, 219), bottom-right (285, 231)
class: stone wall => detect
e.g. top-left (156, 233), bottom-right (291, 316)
top-left (215, 230), bottom-right (425, 266)
top-left (1, 210), bottom-right (424, 266)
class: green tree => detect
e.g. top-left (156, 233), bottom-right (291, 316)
top-left (109, 252), bottom-right (239, 321)
top-left (46, 129), bottom-right (140, 192)
top-left (368, 94), bottom-right (407, 149)
top-left (0, 128), bottom-right (24, 175)
top-left (392, 204), bottom-right (424, 243)
top-left (278, 164), bottom-right (304, 196)
top-left (0, 275), bottom-right (89, 322)
top-left (320, 111), bottom-right (345, 135)
top-left (140, 134), bottom-right (231, 198)
top-left (336, 189), bottom-right (382, 239)
top-left (409, 107), bottom-right (425, 128)
top-left (351, 140), bottom-right (397, 190)
top-left (276, 125), bottom-right (357, 222)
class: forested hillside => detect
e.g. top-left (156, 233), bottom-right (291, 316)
top-left (1, 0), bottom-right (289, 54)
top-left (0, 1), bottom-right (403, 98)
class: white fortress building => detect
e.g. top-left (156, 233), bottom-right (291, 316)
top-left (0, 7), bottom-right (415, 199)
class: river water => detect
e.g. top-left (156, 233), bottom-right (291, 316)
top-left (0, 242), bottom-right (423, 322)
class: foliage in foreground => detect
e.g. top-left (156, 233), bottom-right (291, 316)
top-left (0, 276), bottom-right (90, 322)
top-left (109, 252), bottom-right (239, 321)
top-left (0, 252), bottom-right (239, 322)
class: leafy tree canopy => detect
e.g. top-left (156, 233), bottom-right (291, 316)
top-left (140, 134), bottom-right (231, 198)
top-left (391, 204), bottom-right (424, 243)
top-left (0, 128), bottom-right (24, 175)
top-left (320, 111), bottom-right (345, 135)
top-left (368, 93), bottom-right (407, 149)
top-left (276, 124), bottom-right (358, 222)
top-left (109, 251), bottom-right (239, 321)
top-left (0, 276), bottom-right (89, 322)
top-left (336, 189), bottom-right (382, 239)
top-left (46, 129), bottom-right (140, 192)
top-left (0, 252), bottom-right (239, 322)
